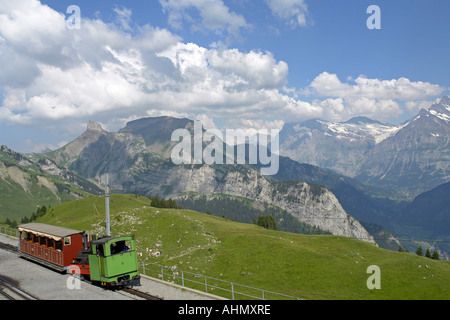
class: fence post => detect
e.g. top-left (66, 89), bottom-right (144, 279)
top-left (205, 276), bottom-right (208, 293)
top-left (231, 283), bottom-right (234, 300)
top-left (181, 271), bottom-right (184, 287)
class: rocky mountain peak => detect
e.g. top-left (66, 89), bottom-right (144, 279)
top-left (119, 116), bottom-right (192, 145)
top-left (87, 120), bottom-right (105, 132)
top-left (439, 95), bottom-right (450, 106)
top-left (344, 116), bottom-right (382, 125)
top-left (423, 96), bottom-right (450, 123)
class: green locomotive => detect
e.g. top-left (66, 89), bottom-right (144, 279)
top-left (87, 236), bottom-right (141, 287)
top-left (19, 223), bottom-right (141, 288)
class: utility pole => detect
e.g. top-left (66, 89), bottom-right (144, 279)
top-left (105, 174), bottom-right (110, 237)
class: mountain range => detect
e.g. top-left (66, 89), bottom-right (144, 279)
top-left (43, 118), bottom-right (376, 243)
top-left (1, 96), bottom-right (449, 258)
top-left (279, 96), bottom-right (450, 199)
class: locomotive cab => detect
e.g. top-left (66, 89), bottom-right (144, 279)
top-left (88, 236), bottom-right (141, 287)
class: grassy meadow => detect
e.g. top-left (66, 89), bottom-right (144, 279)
top-left (35, 194), bottom-right (450, 300)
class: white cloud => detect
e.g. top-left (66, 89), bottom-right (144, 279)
top-left (0, 0), bottom-right (67, 56)
top-left (195, 114), bottom-right (217, 130)
top-left (157, 43), bottom-right (288, 90)
top-left (308, 72), bottom-right (444, 101)
top-left (207, 49), bottom-right (289, 89)
top-left (265, 0), bottom-right (309, 28)
top-left (346, 98), bottom-right (403, 120)
top-left (159, 0), bottom-right (250, 40)
top-left (0, 0), bottom-right (446, 142)
top-left (113, 6), bottom-right (133, 31)
top-left (0, 0), bottom-right (72, 87)
top-left (405, 98), bottom-right (441, 112)
top-left (234, 118), bottom-right (285, 132)
top-left (305, 72), bottom-right (446, 121)
top-left (0, 0), bottom-right (313, 134)
top-left (312, 98), bottom-right (345, 122)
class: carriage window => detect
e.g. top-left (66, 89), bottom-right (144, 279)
top-left (64, 237), bottom-right (71, 246)
top-left (33, 234), bottom-right (39, 243)
top-left (27, 233), bottom-right (32, 241)
top-left (48, 238), bottom-right (54, 248)
top-left (55, 241), bottom-right (63, 251)
top-left (21, 232), bottom-right (27, 240)
top-left (39, 237), bottom-right (47, 246)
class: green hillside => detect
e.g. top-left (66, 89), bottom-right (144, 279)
top-left (36, 194), bottom-right (450, 300)
top-left (0, 146), bottom-right (102, 222)
top-left (0, 164), bottom-right (92, 222)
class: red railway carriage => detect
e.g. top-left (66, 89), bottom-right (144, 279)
top-left (18, 223), bottom-right (87, 272)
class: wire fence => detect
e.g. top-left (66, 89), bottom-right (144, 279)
top-left (140, 261), bottom-right (301, 300)
top-left (0, 225), bottom-right (300, 300)
top-left (0, 225), bottom-right (19, 238)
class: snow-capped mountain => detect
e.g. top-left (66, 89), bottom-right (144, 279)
top-left (335, 116), bottom-right (407, 144)
top-left (280, 96), bottom-right (450, 197)
top-left (279, 115), bottom-right (405, 178)
top-left (356, 96), bottom-right (450, 196)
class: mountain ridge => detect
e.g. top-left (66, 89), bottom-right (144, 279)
top-left (279, 96), bottom-right (450, 197)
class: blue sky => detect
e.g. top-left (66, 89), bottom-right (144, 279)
top-left (0, 0), bottom-right (449, 153)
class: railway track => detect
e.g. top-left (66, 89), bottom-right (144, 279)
top-left (0, 275), bottom-right (39, 300)
top-left (0, 241), bottom-right (18, 254)
top-left (0, 241), bottom-right (39, 300)
top-left (0, 241), bottom-right (162, 300)
top-left (121, 287), bottom-right (163, 300)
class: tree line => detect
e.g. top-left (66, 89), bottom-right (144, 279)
top-left (398, 245), bottom-right (440, 260)
top-left (148, 195), bottom-right (180, 209)
top-left (3, 205), bottom-right (49, 228)
top-left (416, 246), bottom-right (440, 260)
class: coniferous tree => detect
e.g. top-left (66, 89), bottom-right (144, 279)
top-left (425, 248), bottom-right (432, 258)
top-left (416, 246), bottom-right (423, 256)
top-left (432, 250), bottom-right (440, 260)
top-left (256, 215), bottom-right (278, 230)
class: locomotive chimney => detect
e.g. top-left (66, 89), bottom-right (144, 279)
top-left (105, 174), bottom-right (111, 237)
